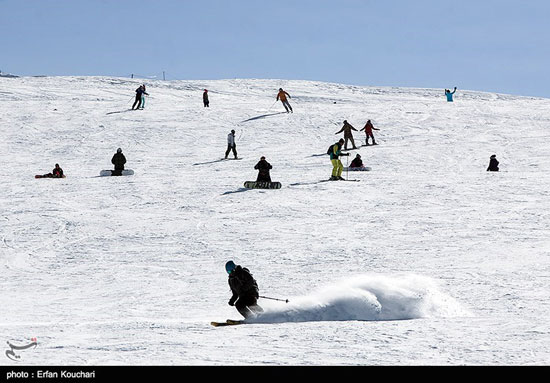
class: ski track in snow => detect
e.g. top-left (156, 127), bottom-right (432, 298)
top-left (1, 76), bottom-right (550, 365)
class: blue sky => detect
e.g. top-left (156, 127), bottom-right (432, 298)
top-left (1, 0), bottom-right (549, 97)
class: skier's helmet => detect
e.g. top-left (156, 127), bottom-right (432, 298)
top-left (117, 148), bottom-right (122, 153)
top-left (225, 261), bottom-right (236, 274)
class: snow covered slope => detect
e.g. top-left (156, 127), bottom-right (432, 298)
top-left (1, 76), bottom-right (549, 365)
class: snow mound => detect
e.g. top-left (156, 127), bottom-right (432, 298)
top-left (252, 274), bottom-right (471, 323)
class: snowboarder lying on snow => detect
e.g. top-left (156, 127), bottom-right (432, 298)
top-left (276, 88), bottom-right (293, 113)
top-left (254, 156), bottom-right (272, 182)
top-left (111, 148), bottom-right (126, 176)
top-left (226, 261), bottom-right (263, 319)
top-left (329, 138), bottom-right (350, 181)
top-left (38, 163), bottom-right (64, 178)
top-left (360, 120), bottom-right (379, 145)
top-left (487, 154), bottom-right (499, 171)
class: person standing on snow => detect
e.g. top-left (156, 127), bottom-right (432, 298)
top-left (226, 261), bottom-right (263, 319)
top-left (335, 120), bottom-right (358, 150)
top-left (225, 129), bottom-right (238, 159)
top-left (254, 156), bottom-right (272, 182)
top-left (132, 84), bottom-right (149, 110)
top-left (203, 89), bottom-right (209, 107)
top-left (360, 119), bottom-right (380, 145)
top-left (276, 88), bottom-right (293, 113)
top-left (329, 138), bottom-right (350, 180)
top-left (487, 154), bottom-right (499, 171)
top-left (445, 87), bottom-right (457, 102)
top-left (111, 148), bottom-right (127, 176)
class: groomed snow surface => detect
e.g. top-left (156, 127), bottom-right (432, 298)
top-left (1, 77), bottom-right (549, 365)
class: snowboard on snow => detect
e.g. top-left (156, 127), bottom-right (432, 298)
top-left (211, 319), bottom-right (245, 327)
top-left (243, 181), bottom-right (282, 189)
top-left (35, 175), bottom-right (66, 179)
top-left (343, 166), bottom-right (372, 171)
top-left (99, 169), bottom-right (135, 177)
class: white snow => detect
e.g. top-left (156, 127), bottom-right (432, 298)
top-left (1, 76), bottom-right (549, 365)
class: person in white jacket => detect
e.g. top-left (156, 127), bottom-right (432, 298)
top-left (225, 129), bottom-right (238, 159)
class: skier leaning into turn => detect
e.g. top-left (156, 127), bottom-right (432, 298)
top-left (276, 88), bottom-right (293, 113)
top-left (226, 261), bottom-right (263, 319)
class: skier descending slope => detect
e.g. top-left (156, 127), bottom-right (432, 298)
top-left (132, 84), bottom-right (149, 110)
top-left (328, 138), bottom-right (350, 180)
top-left (360, 119), bottom-right (380, 145)
top-left (276, 88), bottom-right (293, 113)
top-left (335, 120), bottom-right (358, 150)
top-left (226, 261), bottom-right (263, 319)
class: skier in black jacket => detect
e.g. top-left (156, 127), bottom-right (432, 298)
top-left (111, 148), bottom-right (127, 176)
top-left (487, 154), bottom-right (499, 171)
top-left (203, 89), bottom-right (209, 107)
top-left (226, 261), bottom-right (263, 319)
top-left (132, 85), bottom-right (149, 110)
top-left (254, 156), bottom-right (272, 182)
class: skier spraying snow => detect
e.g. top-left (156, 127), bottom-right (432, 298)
top-left (111, 148), bottom-right (127, 176)
top-left (226, 261), bottom-right (263, 319)
top-left (132, 85), bottom-right (149, 110)
top-left (254, 156), bottom-right (272, 182)
top-left (225, 130), bottom-right (238, 159)
top-left (335, 120), bottom-right (358, 150)
top-left (487, 154), bottom-right (499, 171)
top-left (445, 87), bottom-right (457, 102)
top-left (276, 88), bottom-right (293, 113)
top-left (328, 138), bottom-right (350, 180)
top-left (360, 120), bottom-right (380, 145)
top-left (203, 89), bottom-right (209, 107)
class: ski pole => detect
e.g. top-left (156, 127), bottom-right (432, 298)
top-left (346, 154), bottom-right (349, 180)
top-left (259, 295), bottom-right (289, 303)
top-left (266, 100), bottom-right (277, 113)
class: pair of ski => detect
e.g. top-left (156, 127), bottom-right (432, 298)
top-left (290, 178), bottom-right (360, 186)
top-left (211, 319), bottom-right (245, 327)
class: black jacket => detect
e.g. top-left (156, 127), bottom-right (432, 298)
top-left (254, 159), bottom-right (272, 175)
top-left (254, 159), bottom-right (272, 182)
top-left (52, 166), bottom-right (64, 177)
top-left (350, 158), bottom-right (363, 168)
top-left (111, 153), bottom-right (127, 170)
top-left (228, 266), bottom-right (259, 305)
top-left (487, 157), bottom-right (499, 171)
